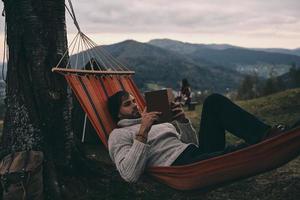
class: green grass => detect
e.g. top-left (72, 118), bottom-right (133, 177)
top-left (236, 88), bottom-right (300, 126)
top-left (185, 88), bottom-right (300, 144)
top-left (145, 83), bottom-right (165, 90)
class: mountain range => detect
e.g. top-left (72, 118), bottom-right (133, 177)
top-left (0, 39), bottom-right (299, 100)
top-left (252, 48), bottom-right (300, 57)
top-left (149, 39), bottom-right (300, 78)
top-left (68, 39), bottom-right (300, 93)
top-left (71, 40), bottom-right (244, 92)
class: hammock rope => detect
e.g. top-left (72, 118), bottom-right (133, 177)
top-left (81, 114), bottom-right (88, 143)
top-left (54, 31), bottom-right (132, 72)
top-left (54, 0), bottom-right (132, 73)
top-left (1, 15), bottom-right (7, 83)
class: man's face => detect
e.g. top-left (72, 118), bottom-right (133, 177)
top-left (118, 94), bottom-right (141, 120)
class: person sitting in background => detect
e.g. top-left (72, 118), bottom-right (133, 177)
top-left (107, 91), bottom-right (287, 183)
top-left (178, 78), bottom-right (192, 106)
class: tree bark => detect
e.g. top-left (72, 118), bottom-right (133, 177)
top-left (0, 1), bottom-right (134, 199)
top-left (0, 0), bottom-right (73, 199)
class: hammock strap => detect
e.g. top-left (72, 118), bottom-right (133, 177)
top-left (65, 0), bottom-right (126, 71)
top-left (52, 0), bottom-right (132, 73)
top-left (66, 0), bottom-right (81, 32)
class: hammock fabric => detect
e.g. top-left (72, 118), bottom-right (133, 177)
top-left (53, 2), bottom-right (300, 190)
top-left (53, 69), bottom-right (300, 190)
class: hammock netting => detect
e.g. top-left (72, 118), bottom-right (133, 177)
top-left (52, 1), bottom-right (300, 190)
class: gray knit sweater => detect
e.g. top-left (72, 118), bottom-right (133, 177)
top-left (108, 118), bottom-right (198, 182)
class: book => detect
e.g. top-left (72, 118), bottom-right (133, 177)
top-left (144, 88), bottom-right (174, 123)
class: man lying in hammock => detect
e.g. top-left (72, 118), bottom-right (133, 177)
top-left (107, 91), bottom-right (286, 183)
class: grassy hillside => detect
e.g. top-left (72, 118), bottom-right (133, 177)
top-left (186, 88), bottom-right (300, 131)
top-left (186, 88), bottom-right (300, 144)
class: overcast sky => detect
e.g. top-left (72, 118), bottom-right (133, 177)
top-left (0, 0), bottom-right (300, 57)
top-left (64, 0), bottom-right (300, 48)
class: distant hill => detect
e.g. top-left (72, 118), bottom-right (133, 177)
top-left (253, 48), bottom-right (300, 57)
top-left (69, 38), bottom-right (300, 92)
top-left (71, 40), bottom-right (244, 92)
top-left (149, 39), bottom-right (300, 78)
top-left (149, 38), bottom-right (240, 54)
top-left (237, 88), bottom-right (300, 127)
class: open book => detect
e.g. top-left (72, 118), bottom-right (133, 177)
top-left (144, 88), bottom-right (174, 123)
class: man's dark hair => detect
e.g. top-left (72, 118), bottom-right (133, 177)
top-left (108, 90), bottom-right (129, 123)
top-left (181, 78), bottom-right (190, 88)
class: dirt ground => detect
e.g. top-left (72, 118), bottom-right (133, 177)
top-left (62, 154), bottom-right (300, 200)
top-left (195, 157), bottom-right (300, 200)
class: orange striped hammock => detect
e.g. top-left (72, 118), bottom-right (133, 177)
top-left (53, 68), bottom-right (300, 190)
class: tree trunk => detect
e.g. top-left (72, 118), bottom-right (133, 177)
top-left (0, 0), bottom-right (73, 199)
top-left (0, 1), bottom-right (167, 199)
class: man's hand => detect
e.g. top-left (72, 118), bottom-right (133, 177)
top-left (171, 102), bottom-right (188, 123)
top-left (136, 107), bottom-right (161, 143)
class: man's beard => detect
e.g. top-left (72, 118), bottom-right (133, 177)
top-left (119, 108), bottom-right (141, 120)
top-left (121, 109), bottom-right (141, 120)
top-left (131, 109), bottom-right (141, 119)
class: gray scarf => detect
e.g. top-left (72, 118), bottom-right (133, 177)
top-left (117, 118), bottom-right (142, 128)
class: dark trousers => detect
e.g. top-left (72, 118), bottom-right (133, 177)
top-left (172, 93), bottom-right (271, 166)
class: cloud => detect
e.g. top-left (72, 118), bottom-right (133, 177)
top-left (66, 0), bottom-right (300, 37)
top-left (0, 0), bottom-right (299, 48)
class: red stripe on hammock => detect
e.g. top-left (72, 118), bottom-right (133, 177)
top-left (127, 77), bottom-right (146, 109)
top-left (80, 76), bottom-right (113, 138)
top-left (119, 76), bottom-right (144, 112)
top-left (89, 76), bottom-right (116, 132)
top-left (66, 75), bottom-right (108, 147)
